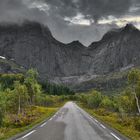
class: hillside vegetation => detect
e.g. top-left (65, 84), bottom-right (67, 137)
top-left (76, 68), bottom-right (140, 140)
top-left (0, 69), bottom-right (74, 140)
top-left (0, 68), bottom-right (140, 140)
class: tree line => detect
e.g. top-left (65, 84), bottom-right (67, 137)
top-left (0, 69), bottom-right (75, 127)
top-left (76, 68), bottom-right (140, 131)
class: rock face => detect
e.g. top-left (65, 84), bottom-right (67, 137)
top-left (0, 21), bottom-right (140, 86)
top-left (0, 21), bottom-right (88, 80)
top-left (88, 24), bottom-right (140, 75)
top-left (0, 57), bottom-right (25, 74)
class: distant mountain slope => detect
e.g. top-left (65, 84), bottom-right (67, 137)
top-left (87, 24), bottom-right (140, 75)
top-left (0, 21), bottom-right (88, 80)
top-left (0, 56), bottom-right (25, 73)
top-left (0, 21), bottom-right (140, 91)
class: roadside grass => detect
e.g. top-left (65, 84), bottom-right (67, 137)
top-left (0, 106), bottom-right (59, 140)
top-left (79, 103), bottom-right (140, 140)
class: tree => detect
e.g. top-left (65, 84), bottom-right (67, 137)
top-left (87, 90), bottom-right (102, 108)
top-left (0, 74), bottom-right (24, 90)
top-left (100, 96), bottom-right (113, 110)
top-left (0, 107), bottom-right (3, 127)
top-left (0, 92), bottom-right (5, 127)
top-left (42, 81), bottom-right (74, 96)
top-left (118, 94), bottom-right (135, 114)
top-left (14, 81), bottom-right (28, 114)
top-left (24, 69), bottom-right (41, 105)
top-left (128, 69), bottom-right (140, 114)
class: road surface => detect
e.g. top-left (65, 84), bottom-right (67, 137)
top-left (16, 102), bottom-right (129, 140)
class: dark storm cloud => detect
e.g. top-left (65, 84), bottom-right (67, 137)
top-left (45, 0), bottom-right (132, 22)
top-left (0, 0), bottom-right (50, 23)
top-left (0, 0), bottom-right (139, 46)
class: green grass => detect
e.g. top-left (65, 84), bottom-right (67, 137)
top-left (79, 103), bottom-right (140, 140)
top-left (0, 106), bottom-right (59, 140)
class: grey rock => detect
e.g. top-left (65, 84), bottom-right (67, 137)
top-left (0, 22), bottom-right (140, 91)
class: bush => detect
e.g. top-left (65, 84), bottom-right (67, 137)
top-left (0, 108), bottom-right (3, 127)
top-left (100, 96), bottom-right (114, 110)
top-left (134, 117), bottom-right (140, 131)
top-left (95, 108), bottom-right (110, 116)
top-left (45, 96), bottom-right (55, 106)
top-left (87, 90), bottom-right (102, 108)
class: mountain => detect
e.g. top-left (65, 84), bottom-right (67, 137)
top-left (87, 24), bottom-right (140, 74)
top-left (0, 21), bottom-right (88, 80)
top-left (0, 21), bottom-right (140, 91)
top-left (0, 56), bottom-right (25, 74)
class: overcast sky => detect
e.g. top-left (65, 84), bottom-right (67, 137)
top-left (0, 0), bottom-right (140, 46)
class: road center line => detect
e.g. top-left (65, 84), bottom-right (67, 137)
top-left (110, 132), bottom-right (121, 140)
top-left (22, 130), bottom-right (36, 138)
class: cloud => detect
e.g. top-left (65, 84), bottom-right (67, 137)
top-left (98, 15), bottom-right (140, 29)
top-left (44, 0), bottom-right (132, 22)
top-left (64, 13), bottom-right (94, 26)
top-left (0, 0), bottom-right (49, 23)
top-left (0, 0), bottom-right (139, 46)
top-left (28, 1), bottom-right (50, 13)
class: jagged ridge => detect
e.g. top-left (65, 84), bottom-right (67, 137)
top-left (0, 21), bottom-right (140, 89)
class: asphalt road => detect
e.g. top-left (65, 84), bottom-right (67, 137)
top-left (16, 102), bottom-right (129, 140)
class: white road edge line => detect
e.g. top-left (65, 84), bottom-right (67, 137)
top-left (100, 124), bottom-right (106, 129)
top-left (76, 103), bottom-right (122, 140)
top-left (49, 118), bottom-right (52, 121)
top-left (40, 122), bottom-right (47, 127)
top-left (94, 119), bottom-right (98, 123)
top-left (110, 132), bottom-right (121, 140)
top-left (76, 104), bottom-right (100, 124)
top-left (22, 130), bottom-right (36, 138)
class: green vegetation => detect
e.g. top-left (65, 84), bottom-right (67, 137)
top-left (77, 68), bottom-right (140, 140)
top-left (0, 67), bottom-right (140, 140)
top-left (0, 107), bottom-right (57, 140)
top-left (73, 70), bottom-right (129, 95)
top-left (42, 81), bottom-right (74, 95)
top-left (0, 68), bottom-right (74, 140)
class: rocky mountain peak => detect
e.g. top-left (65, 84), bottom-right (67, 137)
top-left (0, 22), bottom-right (140, 87)
top-left (122, 23), bottom-right (138, 32)
top-left (20, 21), bottom-right (53, 37)
top-left (94, 24), bottom-right (139, 44)
top-left (67, 40), bottom-right (85, 49)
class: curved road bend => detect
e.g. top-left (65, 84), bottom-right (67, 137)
top-left (16, 102), bottom-right (129, 140)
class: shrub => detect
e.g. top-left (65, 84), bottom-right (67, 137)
top-left (0, 108), bottom-right (3, 127)
top-left (87, 90), bottom-right (102, 108)
top-left (134, 117), bottom-right (140, 131)
top-left (100, 96), bottom-right (114, 110)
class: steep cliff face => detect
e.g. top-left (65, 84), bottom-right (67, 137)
top-left (0, 21), bottom-right (140, 86)
top-left (87, 24), bottom-right (140, 75)
top-left (0, 21), bottom-right (88, 80)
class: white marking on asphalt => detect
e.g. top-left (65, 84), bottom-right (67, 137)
top-left (110, 132), bottom-right (121, 140)
top-left (94, 119), bottom-right (98, 123)
top-left (22, 130), bottom-right (36, 138)
top-left (0, 56), bottom-right (6, 59)
top-left (49, 118), bottom-right (52, 121)
top-left (100, 124), bottom-right (106, 129)
top-left (40, 122), bottom-right (47, 127)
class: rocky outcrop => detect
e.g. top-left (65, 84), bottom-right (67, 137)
top-left (87, 24), bottom-right (140, 75)
top-left (0, 21), bottom-right (140, 91)
top-left (0, 57), bottom-right (25, 74)
top-left (0, 21), bottom-right (88, 80)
